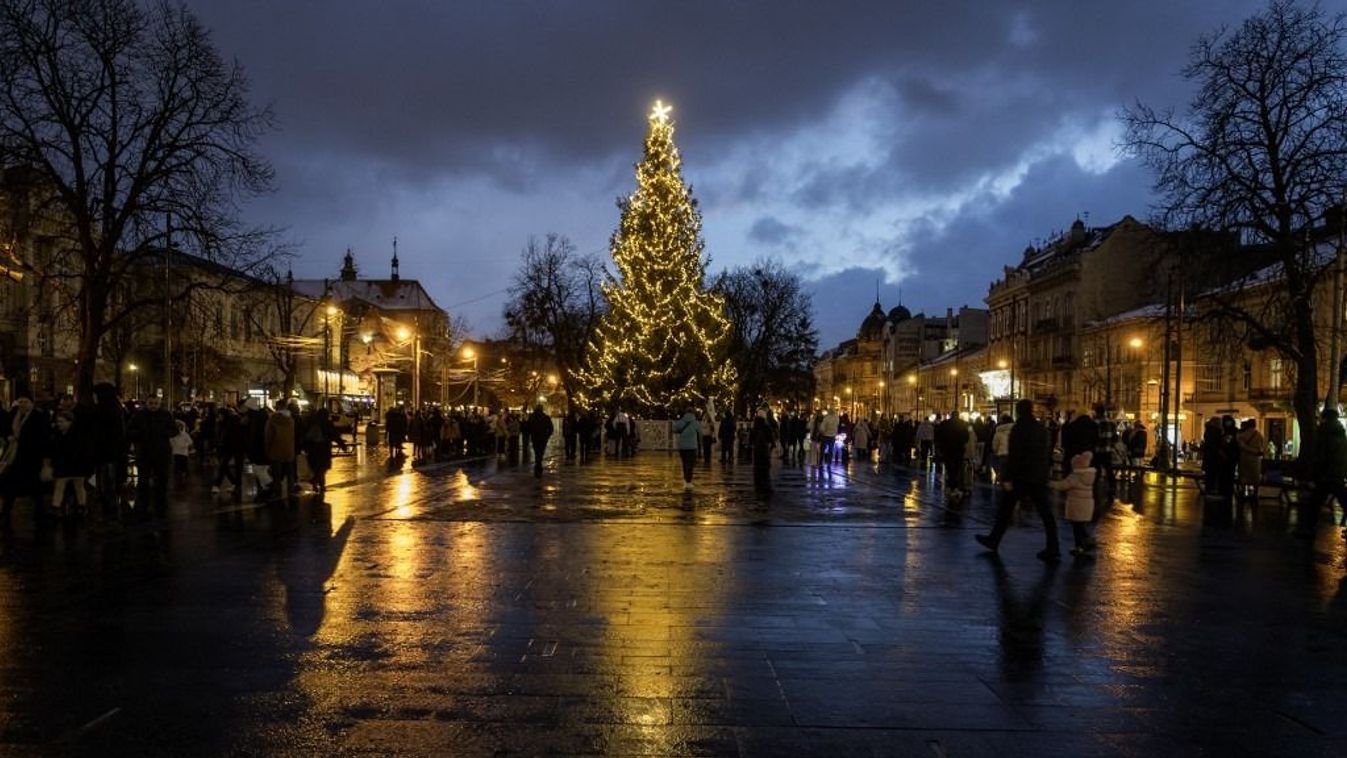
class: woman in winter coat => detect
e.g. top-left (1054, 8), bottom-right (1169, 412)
top-left (673, 406), bottom-right (700, 492)
top-left (1050, 451), bottom-right (1097, 556)
top-left (1235, 419), bottom-right (1265, 503)
top-left (852, 417), bottom-right (871, 462)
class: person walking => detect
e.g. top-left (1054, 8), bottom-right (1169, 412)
top-left (817, 407), bottom-right (840, 466)
top-left (563, 409), bottom-right (579, 461)
top-left (126, 395), bottom-right (176, 521)
top-left (526, 404), bottom-right (553, 478)
top-left (673, 406), bottom-right (700, 492)
top-left (170, 419), bottom-right (194, 480)
top-left (1051, 451), bottom-right (1098, 556)
top-left (937, 412), bottom-right (970, 501)
top-left (264, 401), bottom-right (298, 499)
top-left (700, 402), bottom-right (716, 464)
top-left (750, 408), bottom-right (775, 494)
top-left (717, 410), bottom-right (736, 464)
top-left (242, 397), bottom-right (272, 501)
top-left (852, 416), bottom-right (872, 463)
top-left (1298, 408), bottom-right (1347, 537)
top-left (46, 410), bottom-right (93, 519)
top-left (915, 416), bottom-right (935, 465)
top-left (303, 407), bottom-right (343, 494)
top-left (385, 405), bottom-right (408, 460)
top-left (1235, 419), bottom-right (1265, 504)
top-left (976, 399), bottom-right (1061, 562)
top-left (1060, 409), bottom-right (1097, 477)
top-left (212, 406), bottom-right (245, 498)
top-left (89, 383), bottom-right (127, 520)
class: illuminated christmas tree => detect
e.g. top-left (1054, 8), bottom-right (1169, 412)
top-left (580, 100), bottom-right (736, 416)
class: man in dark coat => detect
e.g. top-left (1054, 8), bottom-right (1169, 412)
top-left (385, 405), bottom-right (408, 459)
top-left (1299, 408), bottom-right (1347, 537)
top-left (526, 405), bottom-right (553, 478)
top-left (126, 395), bottom-right (177, 520)
top-left (0, 391), bottom-right (50, 528)
top-left (718, 411), bottom-right (736, 464)
top-left (1060, 409), bottom-right (1097, 476)
top-left (976, 399), bottom-right (1061, 561)
top-left (562, 410), bottom-right (579, 461)
top-left (212, 406), bottom-right (246, 500)
top-left (750, 409), bottom-right (775, 494)
top-left (89, 383), bottom-right (127, 519)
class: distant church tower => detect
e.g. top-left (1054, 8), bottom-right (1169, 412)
top-left (339, 248), bottom-right (357, 281)
top-left (390, 237), bottom-right (400, 281)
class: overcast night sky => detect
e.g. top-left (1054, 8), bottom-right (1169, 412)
top-left (188, 0), bottom-right (1283, 347)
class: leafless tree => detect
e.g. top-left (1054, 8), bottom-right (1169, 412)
top-left (503, 234), bottom-right (605, 408)
top-left (246, 267), bottom-right (319, 398)
top-left (715, 260), bottom-right (818, 414)
top-left (1121, 0), bottom-right (1347, 460)
top-left (0, 0), bottom-right (277, 397)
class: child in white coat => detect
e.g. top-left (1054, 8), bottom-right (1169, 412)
top-left (1051, 451), bottom-right (1097, 556)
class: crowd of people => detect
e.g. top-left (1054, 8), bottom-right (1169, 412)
top-left (3, 381), bottom-right (1332, 550)
top-left (0, 385), bottom-right (358, 531)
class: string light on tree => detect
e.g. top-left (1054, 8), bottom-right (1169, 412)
top-left (578, 99), bottom-right (736, 414)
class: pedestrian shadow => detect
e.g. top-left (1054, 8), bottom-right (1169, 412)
top-left (274, 501), bottom-right (356, 639)
top-left (984, 553), bottom-right (1057, 679)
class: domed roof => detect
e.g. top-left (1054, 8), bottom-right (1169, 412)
top-left (858, 301), bottom-right (887, 341)
top-left (887, 304), bottom-right (912, 323)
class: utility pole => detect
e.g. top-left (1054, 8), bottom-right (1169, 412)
top-left (1159, 271), bottom-right (1173, 469)
top-left (1172, 271), bottom-right (1185, 471)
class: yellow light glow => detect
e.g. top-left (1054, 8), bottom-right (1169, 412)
top-left (396, 326), bottom-right (411, 341)
top-left (462, 346), bottom-right (475, 359)
top-left (997, 359), bottom-right (1008, 369)
top-left (950, 368), bottom-right (958, 376)
top-left (907, 375), bottom-right (916, 384)
top-left (651, 100), bottom-right (672, 122)
top-left (326, 305), bottom-right (339, 316)
top-left (1129, 337), bottom-right (1144, 349)
top-left (129, 363), bottom-right (138, 371)
top-left (548, 374), bottom-right (558, 385)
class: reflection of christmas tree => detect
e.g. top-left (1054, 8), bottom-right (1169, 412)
top-left (579, 101), bottom-right (736, 415)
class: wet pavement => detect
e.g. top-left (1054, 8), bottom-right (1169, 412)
top-left (1, 445), bottom-right (1345, 757)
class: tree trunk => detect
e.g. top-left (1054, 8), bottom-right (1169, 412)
top-left (76, 286), bottom-right (107, 401)
top-left (1293, 299), bottom-right (1320, 475)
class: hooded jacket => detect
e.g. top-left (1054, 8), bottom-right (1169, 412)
top-left (1051, 451), bottom-right (1097, 521)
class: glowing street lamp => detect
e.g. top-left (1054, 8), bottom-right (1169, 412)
top-left (129, 363), bottom-right (139, 399)
top-left (462, 346), bottom-right (478, 409)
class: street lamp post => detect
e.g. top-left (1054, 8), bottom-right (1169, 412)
top-left (129, 363), bottom-right (139, 400)
top-left (462, 346), bottom-right (478, 409)
top-left (1128, 336), bottom-right (1144, 419)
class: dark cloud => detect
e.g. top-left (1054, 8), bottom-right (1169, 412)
top-left (184, 0), bottom-right (1275, 345)
top-left (748, 216), bottom-right (802, 246)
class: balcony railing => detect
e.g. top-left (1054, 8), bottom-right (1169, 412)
top-left (1248, 387), bottom-right (1291, 401)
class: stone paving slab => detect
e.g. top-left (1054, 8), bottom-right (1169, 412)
top-left (0, 445), bottom-right (1344, 756)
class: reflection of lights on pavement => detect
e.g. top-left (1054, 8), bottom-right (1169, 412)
top-left (450, 470), bottom-right (480, 501)
top-left (393, 474), bottom-right (415, 518)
